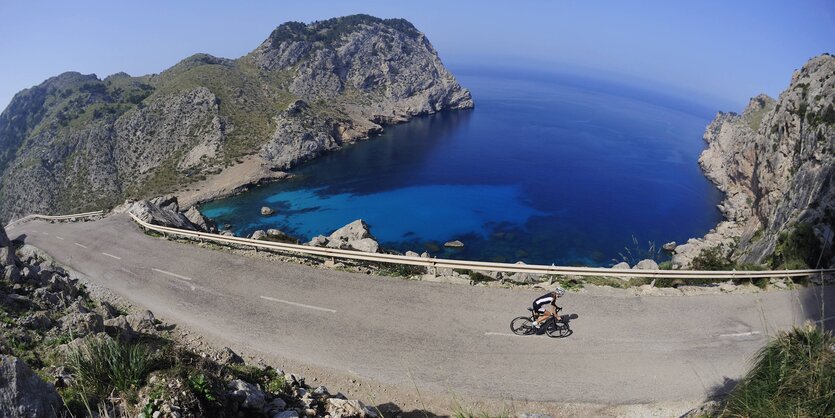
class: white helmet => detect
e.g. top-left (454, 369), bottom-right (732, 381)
top-left (554, 287), bottom-right (565, 297)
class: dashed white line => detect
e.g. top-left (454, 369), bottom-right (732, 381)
top-left (260, 296), bottom-right (337, 313)
top-left (485, 332), bottom-right (524, 338)
top-left (74, 242), bottom-right (88, 249)
top-left (41, 231), bottom-right (49, 235)
top-left (152, 268), bottom-right (193, 282)
top-left (55, 236), bottom-right (65, 240)
top-left (718, 331), bottom-right (761, 338)
top-left (101, 252), bottom-right (121, 260)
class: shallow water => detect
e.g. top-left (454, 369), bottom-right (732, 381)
top-left (200, 71), bottom-right (723, 266)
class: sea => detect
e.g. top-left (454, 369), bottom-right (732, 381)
top-left (199, 68), bottom-right (723, 266)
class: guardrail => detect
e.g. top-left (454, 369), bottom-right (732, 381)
top-left (4, 210), bottom-right (106, 230)
top-left (128, 212), bottom-right (835, 280)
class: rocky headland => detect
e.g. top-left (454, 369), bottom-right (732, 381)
top-left (673, 54), bottom-right (835, 270)
top-left (0, 14), bottom-right (472, 223)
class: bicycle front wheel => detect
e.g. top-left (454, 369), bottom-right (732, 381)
top-left (510, 316), bottom-right (534, 335)
top-left (545, 321), bottom-right (572, 338)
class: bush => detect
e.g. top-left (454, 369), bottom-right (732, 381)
top-left (719, 323), bottom-right (835, 417)
top-left (691, 246), bottom-right (734, 271)
top-left (768, 223), bottom-right (822, 269)
top-left (65, 336), bottom-right (155, 398)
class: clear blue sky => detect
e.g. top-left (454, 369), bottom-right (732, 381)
top-left (1, 0), bottom-right (833, 111)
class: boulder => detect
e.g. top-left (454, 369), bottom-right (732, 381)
top-left (444, 240), bottom-right (464, 248)
top-left (228, 379), bottom-right (265, 410)
top-left (60, 311), bottom-right (104, 338)
top-left (103, 316), bottom-right (135, 341)
top-left (0, 355), bottom-right (63, 418)
top-left (318, 220), bottom-right (380, 253)
top-left (126, 310), bottom-right (156, 332)
top-left (506, 261), bottom-right (540, 284)
top-left (405, 251), bottom-right (420, 257)
top-left (129, 200), bottom-right (197, 231)
top-left (267, 229), bottom-right (299, 243)
top-left (633, 259), bottom-right (659, 270)
top-left (150, 195), bottom-right (180, 212)
top-left (611, 262), bottom-right (631, 270)
top-left (183, 207), bottom-right (216, 233)
top-left (662, 241), bottom-right (677, 252)
top-left (3, 265), bottom-right (21, 284)
top-left (0, 225), bottom-right (15, 267)
top-left (308, 235), bottom-right (329, 247)
top-left (250, 230), bottom-right (267, 240)
top-left (216, 347), bottom-right (244, 365)
top-left (20, 311), bottom-right (52, 330)
top-left (261, 206), bottom-right (275, 216)
top-left (326, 398), bottom-right (378, 418)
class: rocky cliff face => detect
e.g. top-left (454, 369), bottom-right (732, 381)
top-left (0, 15), bottom-right (472, 222)
top-left (674, 54), bottom-right (835, 269)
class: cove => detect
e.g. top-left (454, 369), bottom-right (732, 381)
top-left (200, 70), bottom-right (723, 266)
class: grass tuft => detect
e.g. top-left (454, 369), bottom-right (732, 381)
top-left (65, 335), bottom-right (156, 399)
top-left (719, 323), bottom-right (835, 417)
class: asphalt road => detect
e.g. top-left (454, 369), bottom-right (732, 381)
top-left (9, 215), bottom-right (834, 405)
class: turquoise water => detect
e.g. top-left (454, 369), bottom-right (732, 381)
top-left (200, 70), bottom-right (723, 266)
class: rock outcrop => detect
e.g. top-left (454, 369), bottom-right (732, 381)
top-left (0, 14), bottom-right (472, 223)
top-left (675, 54), bottom-right (835, 269)
top-left (128, 196), bottom-right (215, 232)
top-left (309, 219), bottom-right (380, 253)
top-left (0, 355), bottom-right (63, 418)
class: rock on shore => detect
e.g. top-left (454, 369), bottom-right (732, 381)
top-left (308, 219), bottom-right (380, 253)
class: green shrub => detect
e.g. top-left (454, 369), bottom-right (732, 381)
top-left (65, 336), bottom-right (155, 398)
top-left (768, 223), bottom-right (822, 269)
top-left (691, 246), bottom-right (734, 271)
top-left (719, 323), bottom-right (834, 417)
top-left (187, 373), bottom-right (217, 401)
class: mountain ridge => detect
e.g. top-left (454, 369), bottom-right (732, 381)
top-left (0, 14), bottom-right (473, 222)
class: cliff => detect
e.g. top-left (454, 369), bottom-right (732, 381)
top-left (0, 15), bottom-right (473, 222)
top-left (674, 54), bottom-right (835, 269)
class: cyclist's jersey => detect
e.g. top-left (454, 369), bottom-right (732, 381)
top-left (532, 293), bottom-right (556, 312)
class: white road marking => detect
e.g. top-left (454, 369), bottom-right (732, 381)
top-left (74, 242), bottom-right (88, 249)
top-left (718, 331), bottom-right (761, 338)
top-left (152, 268), bottom-right (193, 282)
top-left (485, 332), bottom-right (525, 338)
top-left (42, 231), bottom-right (49, 235)
top-left (260, 296), bottom-right (337, 313)
top-left (101, 252), bottom-right (121, 260)
top-left (55, 236), bottom-right (65, 240)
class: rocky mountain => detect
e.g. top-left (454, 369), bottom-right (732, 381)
top-left (0, 15), bottom-right (473, 222)
top-left (674, 54), bottom-right (835, 269)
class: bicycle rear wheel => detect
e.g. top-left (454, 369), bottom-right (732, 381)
top-left (510, 316), bottom-right (534, 335)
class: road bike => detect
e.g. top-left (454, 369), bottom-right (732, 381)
top-left (510, 306), bottom-right (572, 338)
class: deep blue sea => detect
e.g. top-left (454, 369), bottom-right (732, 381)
top-left (200, 70), bottom-right (723, 266)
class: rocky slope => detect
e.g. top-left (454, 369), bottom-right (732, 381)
top-left (674, 54), bottom-right (835, 269)
top-left (0, 220), bottom-right (380, 417)
top-left (0, 15), bottom-right (472, 223)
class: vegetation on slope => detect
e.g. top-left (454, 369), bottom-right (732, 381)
top-left (717, 323), bottom-right (834, 418)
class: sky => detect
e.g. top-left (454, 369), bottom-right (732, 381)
top-left (0, 0), bottom-right (833, 111)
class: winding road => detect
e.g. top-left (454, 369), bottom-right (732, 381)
top-left (8, 215), bottom-right (834, 410)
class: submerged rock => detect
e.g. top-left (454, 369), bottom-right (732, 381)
top-left (444, 240), bottom-right (464, 248)
top-left (261, 206), bottom-right (275, 216)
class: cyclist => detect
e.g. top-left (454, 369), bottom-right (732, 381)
top-left (532, 287), bottom-right (565, 328)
